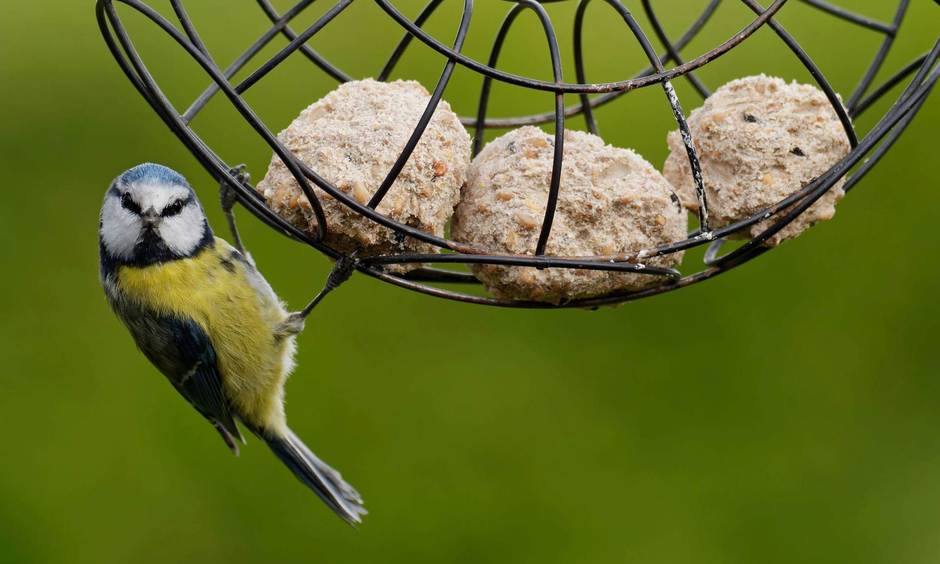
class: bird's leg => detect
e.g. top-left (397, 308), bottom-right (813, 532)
top-left (275, 251), bottom-right (359, 338)
top-left (220, 164), bottom-right (249, 256)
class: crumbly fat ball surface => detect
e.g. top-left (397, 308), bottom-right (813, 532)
top-left (256, 79), bottom-right (471, 269)
top-left (453, 127), bottom-right (687, 304)
top-left (663, 74), bottom-right (850, 246)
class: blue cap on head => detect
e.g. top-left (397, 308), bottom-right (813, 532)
top-left (119, 163), bottom-right (190, 187)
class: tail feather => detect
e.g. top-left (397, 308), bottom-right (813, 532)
top-left (286, 429), bottom-right (364, 506)
top-left (259, 427), bottom-right (367, 524)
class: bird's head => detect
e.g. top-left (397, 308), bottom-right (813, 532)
top-left (100, 163), bottom-right (213, 267)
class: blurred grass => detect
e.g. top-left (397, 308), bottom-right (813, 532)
top-left (1, 1), bottom-right (939, 563)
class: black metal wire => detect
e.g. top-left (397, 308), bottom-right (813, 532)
top-left (377, 0), bottom-right (445, 82)
top-left (256, 0), bottom-right (353, 84)
top-left (639, 0), bottom-right (712, 100)
top-left (846, 0), bottom-right (910, 112)
top-left (799, 0), bottom-right (895, 34)
top-left (235, 0), bottom-right (355, 95)
top-left (591, 0), bottom-right (712, 231)
top-left (852, 52), bottom-right (929, 118)
top-left (368, 0), bottom-right (473, 209)
top-left (472, 0), bottom-right (722, 129)
top-left (96, 0), bottom-right (938, 309)
top-left (374, 0), bottom-right (792, 94)
top-left (182, 0), bottom-right (318, 124)
top-left (738, 0), bottom-right (858, 148)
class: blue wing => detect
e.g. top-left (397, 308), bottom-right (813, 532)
top-left (163, 316), bottom-right (245, 453)
top-left (110, 295), bottom-right (244, 453)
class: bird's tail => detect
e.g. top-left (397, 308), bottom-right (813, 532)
top-left (257, 427), bottom-right (366, 525)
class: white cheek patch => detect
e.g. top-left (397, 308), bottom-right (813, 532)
top-left (158, 203), bottom-right (206, 256)
top-left (128, 181), bottom-right (190, 213)
top-left (100, 195), bottom-right (141, 260)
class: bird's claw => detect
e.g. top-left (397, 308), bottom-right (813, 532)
top-left (326, 250), bottom-right (359, 291)
top-left (220, 164), bottom-right (249, 213)
top-left (275, 312), bottom-right (306, 339)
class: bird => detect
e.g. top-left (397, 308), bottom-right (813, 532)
top-left (98, 162), bottom-right (366, 524)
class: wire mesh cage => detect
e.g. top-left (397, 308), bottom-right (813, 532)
top-left (97, 0), bottom-right (939, 309)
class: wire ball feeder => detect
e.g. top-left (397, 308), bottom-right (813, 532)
top-left (98, 0), bottom-right (939, 310)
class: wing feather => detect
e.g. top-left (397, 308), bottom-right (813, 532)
top-left (160, 315), bottom-right (244, 453)
top-left (107, 289), bottom-right (244, 454)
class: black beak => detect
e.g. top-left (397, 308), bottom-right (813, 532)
top-left (142, 207), bottom-right (160, 229)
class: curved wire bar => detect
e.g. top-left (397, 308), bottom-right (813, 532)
top-left (472, 2), bottom-right (567, 256)
top-left (255, 0), bottom-right (353, 83)
top-left (526, 3), bottom-right (564, 256)
top-left (739, 0), bottom-right (858, 148)
top-left (799, 0), bottom-right (894, 34)
top-left (367, 0), bottom-right (472, 209)
top-left (359, 252), bottom-right (681, 279)
top-left (852, 52), bottom-right (929, 118)
top-left (578, 0), bottom-right (711, 231)
top-left (465, 0), bottom-right (721, 128)
top-left (572, 2), bottom-right (598, 135)
top-left (844, 39), bottom-right (940, 192)
top-left (844, 87), bottom-right (931, 194)
top-left (170, 0), bottom-right (212, 58)
top-left (377, 0), bottom-right (446, 81)
top-left (639, 0), bottom-right (712, 100)
top-left (183, 0), bottom-right (721, 129)
top-left (182, 0), bottom-right (318, 123)
top-left (233, 0), bottom-right (354, 95)
top-left (374, 0), bottom-right (790, 94)
top-left (846, 0), bottom-right (910, 111)
top-left (96, 0), bottom-right (938, 308)
top-left (898, 38), bottom-right (940, 103)
top-left (400, 267), bottom-right (480, 284)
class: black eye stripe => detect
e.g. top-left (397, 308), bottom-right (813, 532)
top-left (161, 197), bottom-right (189, 217)
top-left (120, 192), bottom-right (142, 215)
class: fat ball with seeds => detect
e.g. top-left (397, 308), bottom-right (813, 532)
top-left (453, 127), bottom-right (687, 304)
top-left (257, 79), bottom-right (471, 271)
top-left (663, 74), bottom-right (851, 245)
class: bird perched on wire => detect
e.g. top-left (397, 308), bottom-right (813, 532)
top-left (98, 163), bottom-right (365, 524)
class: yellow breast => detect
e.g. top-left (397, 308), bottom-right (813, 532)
top-left (115, 238), bottom-right (293, 430)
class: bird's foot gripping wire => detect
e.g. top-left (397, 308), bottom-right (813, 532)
top-left (275, 312), bottom-right (306, 339)
top-left (219, 164), bottom-right (249, 255)
top-left (276, 251), bottom-right (359, 338)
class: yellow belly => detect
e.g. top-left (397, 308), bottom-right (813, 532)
top-left (115, 238), bottom-right (293, 431)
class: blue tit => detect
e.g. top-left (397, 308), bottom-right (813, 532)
top-left (98, 163), bottom-right (366, 524)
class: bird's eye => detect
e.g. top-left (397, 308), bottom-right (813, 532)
top-left (121, 192), bottom-right (141, 215)
top-left (162, 199), bottom-right (185, 217)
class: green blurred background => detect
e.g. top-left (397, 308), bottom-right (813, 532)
top-left (1, 1), bottom-right (938, 563)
